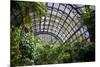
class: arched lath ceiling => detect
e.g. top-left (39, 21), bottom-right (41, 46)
top-left (31, 2), bottom-right (91, 44)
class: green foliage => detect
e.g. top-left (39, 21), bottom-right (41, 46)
top-left (11, 28), bottom-right (95, 65)
top-left (11, 1), bottom-right (48, 66)
top-left (23, 15), bottom-right (32, 29)
top-left (11, 1), bottom-right (47, 29)
top-left (11, 28), bottom-right (95, 66)
top-left (16, 1), bottom-right (47, 16)
top-left (81, 6), bottom-right (94, 26)
top-left (81, 6), bottom-right (95, 42)
top-left (32, 41), bottom-right (95, 65)
top-left (68, 41), bottom-right (95, 62)
top-left (11, 27), bottom-right (22, 66)
top-left (19, 32), bottom-right (35, 65)
top-left (11, 27), bottom-right (39, 66)
top-left (11, 2), bottom-right (95, 66)
top-left (33, 44), bottom-right (71, 65)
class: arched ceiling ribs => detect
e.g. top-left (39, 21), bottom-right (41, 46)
top-left (31, 2), bottom-right (90, 43)
top-left (34, 31), bottom-right (63, 44)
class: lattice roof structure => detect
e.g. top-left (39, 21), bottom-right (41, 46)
top-left (11, 2), bottom-right (95, 45)
top-left (30, 2), bottom-right (95, 44)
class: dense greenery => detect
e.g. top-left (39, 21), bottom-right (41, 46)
top-left (11, 1), bottom-right (47, 29)
top-left (68, 41), bottom-right (95, 62)
top-left (33, 43), bottom-right (71, 65)
top-left (81, 6), bottom-right (95, 42)
top-left (11, 27), bottom-right (21, 66)
top-left (33, 41), bottom-right (95, 65)
top-left (11, 2), bottom-right (95, 66)
top-left (81, 6), bottom-right (94, 25)
top-left (11, 1), bottom-right (48, 66)
top-left (11, 28), bottom-right (95, 66)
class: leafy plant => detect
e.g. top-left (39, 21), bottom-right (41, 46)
top-left (11, 29), bottom-right (95, 66)
top-left (11, 27), bottom-right (22, 66)
top-left (33, 43), bottom-right (71, 65)
top-left (19, 32), bottom-right (35, 65)
top-left (81, 6), bottom-right (95, 42)
top-left (11, 2), bottom-right (95, 66)
top-left (11, 1), bottom-right (47, 29)
top-left (11, 28), bottom-right (40, 66)
top-left (68, 41), bottom-right (95, 62)
top-left (11, 1), bottom-right (48, 66)
top-left (81, 6), bottom-right (94, 26)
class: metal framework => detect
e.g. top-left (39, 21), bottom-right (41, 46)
top-left (31, 2), bottom-right (92, 44)
top-left (11, 1), bottom-right (95, 44)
